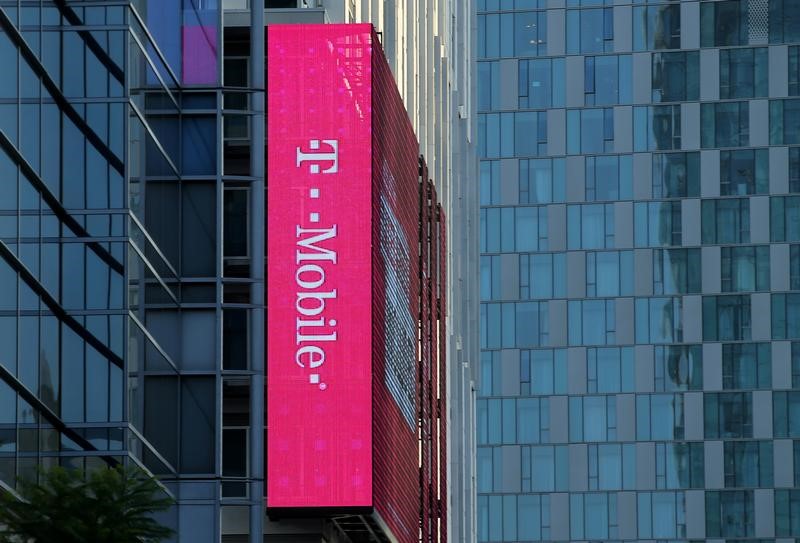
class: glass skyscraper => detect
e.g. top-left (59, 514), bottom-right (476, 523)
top-left (478, 0), bottom-right (800, 540)
top-left (0, 1), bottom-right (477, 542)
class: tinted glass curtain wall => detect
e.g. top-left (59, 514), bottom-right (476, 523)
top-left (478, 0), bottom-right (800, 540)
top-left (0, 0), bottom-right (227, 537)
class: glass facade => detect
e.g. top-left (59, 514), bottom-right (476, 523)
top-left (0, 0), bottom-right (262, 541)
top-left (478, 0), bottom-right (800, 540)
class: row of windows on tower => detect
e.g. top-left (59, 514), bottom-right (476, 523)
top-left (481, 48), bottom-right (796, 111)
top-left (478, 1), bottom-right (800, 58)
top-left (480, 294), bottom-right (800, 347)
top-left (480, 344), bottom-right (794, 396)
top-left (480, 197), bottom-right (800, 253)
top-left (478, 100), bottom-right (800, 158)
top-left (478, 391), bottom-right (800, 444)
top-left (481, 152), bottom-right (800, 205)
top-left (478, 488), bottom-right (800, 541)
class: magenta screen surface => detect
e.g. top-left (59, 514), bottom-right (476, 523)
top-left (266, 24), bottom-right (374, 509)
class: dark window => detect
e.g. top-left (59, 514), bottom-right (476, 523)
top-left (654, 345), bottom-right (703, 392)
top-left (652, 152), bottom-right (700, 198)
top-left (635, 201), bottom-right (682, 247)
top-left (634, 4), bottom-right (680, 50)
top-left (722, 343), bottom-right (772, 389)
top-left (704, 392), bottom-right (753, 439)
top-left (652, 51), bottom-right (699, 102)
top-left (720, 149), bottom-right (768, 195)
top-left (771, 196), bottom-right (800, 242)
top-left (635, 105), bottom-right (681, 151)
top-left (181, 183), bottom-right (216, 277)
top-left (720, 48), bottom-right (768, 99)
top-left (772, 294), bottom-right (800, 340)
top-left (701, 0), bottom-right (748, 47)
top-left (770, 99), bottom-right (800, 145)
top-left (702, 198), bottom-right (750, 244)
top-left (180, 377), bottom-right (216, 473)
top-left (653, 249), bottom-right (700, 294)
top-left (770, 0), bottom-right (800, 43)
top-left (706, 490), bottom-right (754, 537)
top-left (223, 309), bottom-right (248, 370)
top-left (701, 101), bottom-right (749, 148)
top-left (703, 295), bottom-right (752, 341)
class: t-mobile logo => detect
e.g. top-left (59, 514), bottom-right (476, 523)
top-left (296, 139), bottom-right (339, 174)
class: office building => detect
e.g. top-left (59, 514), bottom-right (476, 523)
top-left (478, 0), bottom-right (800, 540)
top-left (0, 1), bottom-right (478, 542)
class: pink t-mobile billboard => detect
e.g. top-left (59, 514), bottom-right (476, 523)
top-left (266, 24), bottom-right (374, 509)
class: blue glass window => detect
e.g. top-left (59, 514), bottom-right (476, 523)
top-left (567, 8), bottom-right (614, 54)
top-left (638, 491), bottom-right (686, 538)
top-left (584, 55), bottom-right (631, 105)
top-left (652, 152), bottom-right (700, 198)
top-left (569, 299), bottom-right (616, 346)
top-left (567, 108), bottom-right (614, 154)
top-left (480, 161), bottom-right (500, 205)
top-left (634, 105), bottom-right (681, 151)
top-left (519, 158), bottom-right (565, 204)
top-left (776, 489), bottom-right (800, 537)
top-left (586, 250), bottom-right (633, 297)
top-left (705, 392), bottom-right (753, 438)
top-left (636, 297), bottom-right (683, 344)
top-left (478, 61), bottom-right (501, 111)
top-left (720, 149), bottom-right (769, 195)
top-left (570, 493), bottom-right (616, 540)
top-left (706, 490), bottom-right (754, 537)
top-left (702, 198), bottom-right (750, 244)
top-left (652, 51), bottom-right (699, 102)
top-left (480, 206), bottom-right (548, 253)
top-left (724, 440), bottom-right (773, 487)
top-left (701, 0), bottom-right (748, 47)
top-left (480, 301), bottom-right (549, 349)
top-left (653, 249), bottom-right (701, 294)
top-left (770, 0), bottom-right (800, 43)
top-left (701, 101), bottom-right (749, 148)
top-left (654, 345), bottom-right (703, 391)
top-left (772, 294), bottom-right (800, 340)
top-left (637, 394), bottom-right (685, 440)
top-left (587, 347), bottom-right (634, 393)
top-left (588, 443), bottom-right (635, 490)
top-left (633, 4), bottom-right (681, 50)
top-left (770, 196), bottom-right (800, 242)
top-left (790, 47), bottom-right (800, 96)
top-left (703, 295), bottom-right (752, 341)
top-left (520, 253), bottom-right (566, 299)
top-left (792, 245), bottom-right (800, 290)
top-left (720, 48), bottom-right (768, 99)
top-left (519, 58), bottom-right (565, 108)
top-left (521, 349), bottom-right (567, 395)
top-left (585, 155), bottom-right (632, 201)
top-left (635, 201), bottom-right (682, 247)
top-left (570, 396), bottom-right (617, 442)
top-left (655, 442), bottom-right (704, 489)
top-left (522, 445), bottom-right (568, 492)
top-left (478, 11), bottom-right (548, 58)
top-left (722, 343), bottom-right (771, 390)
top-left (770, 99), bottom-right (800, 145)
top-left (567, 204), bottom-right (614, 249)
top-left (721, 246), bottom-right (770, 292)
top-left (774, 391), bottom-right (800, 438)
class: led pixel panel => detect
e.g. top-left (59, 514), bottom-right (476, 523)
top-left (266, 24), bottom-right (374, 510)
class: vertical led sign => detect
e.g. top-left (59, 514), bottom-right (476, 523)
top-left (267, 24), bottom-right (374, 509)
